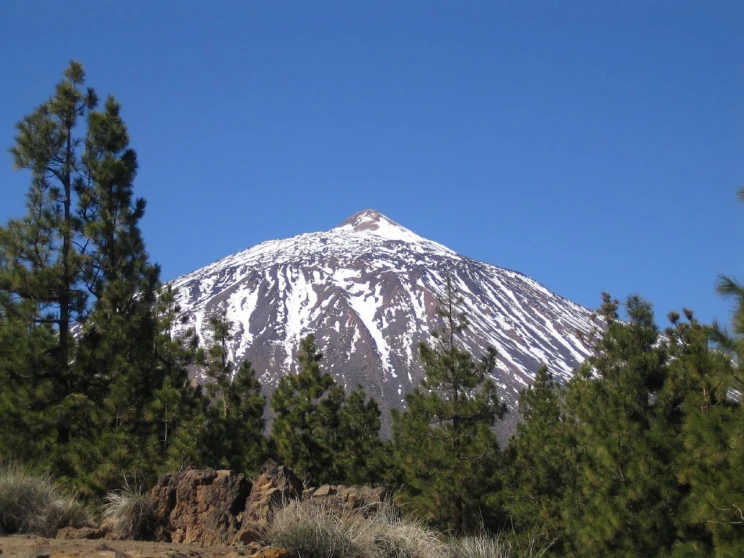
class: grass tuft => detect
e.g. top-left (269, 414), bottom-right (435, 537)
top-left (268, 499), bottom-right (369, 558)
top-left (267, 498), bottom-right (449, 558)
top-left (103, 482), bottom-right (156, 540)
top-left (369, 502), bottom-right (448, 558)
top-left (0, 461), bottom-right (89, 536)
top-left (452, 527), bottom-right (555, 558)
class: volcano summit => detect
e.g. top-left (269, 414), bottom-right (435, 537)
top-left (169, 210), bottom-right (596, 433)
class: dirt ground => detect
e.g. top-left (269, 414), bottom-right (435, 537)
top-left (0, 535), bottom-right (280, 558)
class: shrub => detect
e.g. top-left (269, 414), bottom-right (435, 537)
top-left (0, 461), bottom-right (89, 536)
top-left (103, 483), bottom-right (156, 540)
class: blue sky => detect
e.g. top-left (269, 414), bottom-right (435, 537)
top-left (1, 1), bottom-right (742, 325)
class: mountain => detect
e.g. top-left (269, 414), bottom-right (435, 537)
top-left (168, 209), bottom-right (596, 435)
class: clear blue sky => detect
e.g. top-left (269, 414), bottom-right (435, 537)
top-left (1, 1), bottom-right (742, 325)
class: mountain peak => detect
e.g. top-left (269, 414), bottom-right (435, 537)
top-left (338, 209), bottom-right (395, 230)
top-left (334, 209), bottom-right (423, 243)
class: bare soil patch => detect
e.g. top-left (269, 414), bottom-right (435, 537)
top-left (0, 535), bottom-right (279, 558)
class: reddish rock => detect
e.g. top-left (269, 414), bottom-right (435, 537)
top-left (307, 484), bottom-right (389, 516)
top-left (149, 469), bottom-right (252, 545)
top-left (336, 485), bottom-right (387, 510)
top-left (311, 485), bottom-right (335, 498)
top-left (233, 461), bottom-right (303, 545)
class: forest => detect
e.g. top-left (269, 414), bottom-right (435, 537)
top-left (1, 63), bottom-right (743, 558)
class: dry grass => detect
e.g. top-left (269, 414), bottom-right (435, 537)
top-left (267, 496), bottom-right (556, 558)
top-left (369, 502), bottom-right (449, 558)
top-left (452, 527), bottom-right (555, 558)
top-left (0, 461), bottom-right (89, 536)
top-left (267, 500), bottom-right (370, 558)
top-left (267, 499), bottom-right (449, 558)
top-left (103, 483), bottom-right (157, 540)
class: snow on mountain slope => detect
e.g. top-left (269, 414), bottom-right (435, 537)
top-left (168, 209), bottom-right (596, 435)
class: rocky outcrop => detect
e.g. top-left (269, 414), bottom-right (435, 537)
top-left (304, 484), bottom-right (388, 516)
top-left (233, 461), bottom-right (303, 545)
top-left (149, 469), bottom-right (252, 545)
top-left (146, 461), bottom-right (389, 549)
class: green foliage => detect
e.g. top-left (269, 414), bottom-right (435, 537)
top-left (6, 61), bottom-right (98, 379)
top-left (391, 277), bottom-right (505, 534)
top-left (334, 386), bottom-right (386, 486)
top-left (147, 285), bottom-right (206, 472)
top-left (271, 334), bottom-right (346, 484)
top-left (199, 309), bottom-right (267, 474)
top-left (0, 62), bottom-right (209, 495)
top-left (270, 334), bottom-right (384, 486)
top-left (0, 62), bottom-right (99, 475)
top-left (0, 291), bottom-right (56, 462)
top-left (666, 278), bottom-right (744, 557)
top-left (503, 366), bottom-right (573, 552)
top-left (561, 294), bottom-right (680, 557)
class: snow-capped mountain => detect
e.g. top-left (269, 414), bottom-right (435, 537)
top-left (169, 209), bottom-right (596, 435)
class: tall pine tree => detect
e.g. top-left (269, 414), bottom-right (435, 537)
top-left (391, 277), bottom-right (505, 534)
top-left (561, 294), bottom-right (680, 557)
top-left (1, 63), bottom-right (98, 466)
top-left (199, 309), bottom-right (267, 473)
top-left (71, 93), bottom-right (162, 492)
top-left (6, 61), bottom-right (97, 381)
top-left (667, 190), bottom-right (744, 556)
top-left (147, 286), bottom-right (207, 473)
top-left (0, 62), bottom-right (196, 494)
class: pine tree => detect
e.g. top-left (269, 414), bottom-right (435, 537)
top-left (6, 61), bottom-right (100, 377)
top-left (561, 294), bottom-right (680, 557)
top-left (270, 334), bottom-right (345, 484)
top-left (667, 269), bottom-right (744, 553)
top-left (147, 285), bottom-right (206, 473)
top-left (653, 309), bottom-right (718, 556)
top-left (504, 365), bottom-right (574, 552)
top-left (223, 359), bottom-right (267, 473)
top-left (0, 280), bottom-right (56, 461)
top-left (70, 93), bottom-right (162, 492)
top-left (391, 277), bottom-right (505, 534)
top-left (199, 310), bottom-right (267, 473)
top-left (202, 309), bottom-right (234, 415)
top-left (1, 62), bottom-right (191, 494)
top-left (1, 62), bottom-right (98, 460)
top-left (334, 386), bottom-right (385, 486)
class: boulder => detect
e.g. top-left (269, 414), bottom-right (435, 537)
top-left (233, 461), bottom-right (303, 545)
top-left (307, 484), bottom-right (388, 515)
top-left (149, 468), bottom-right (252, 545)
